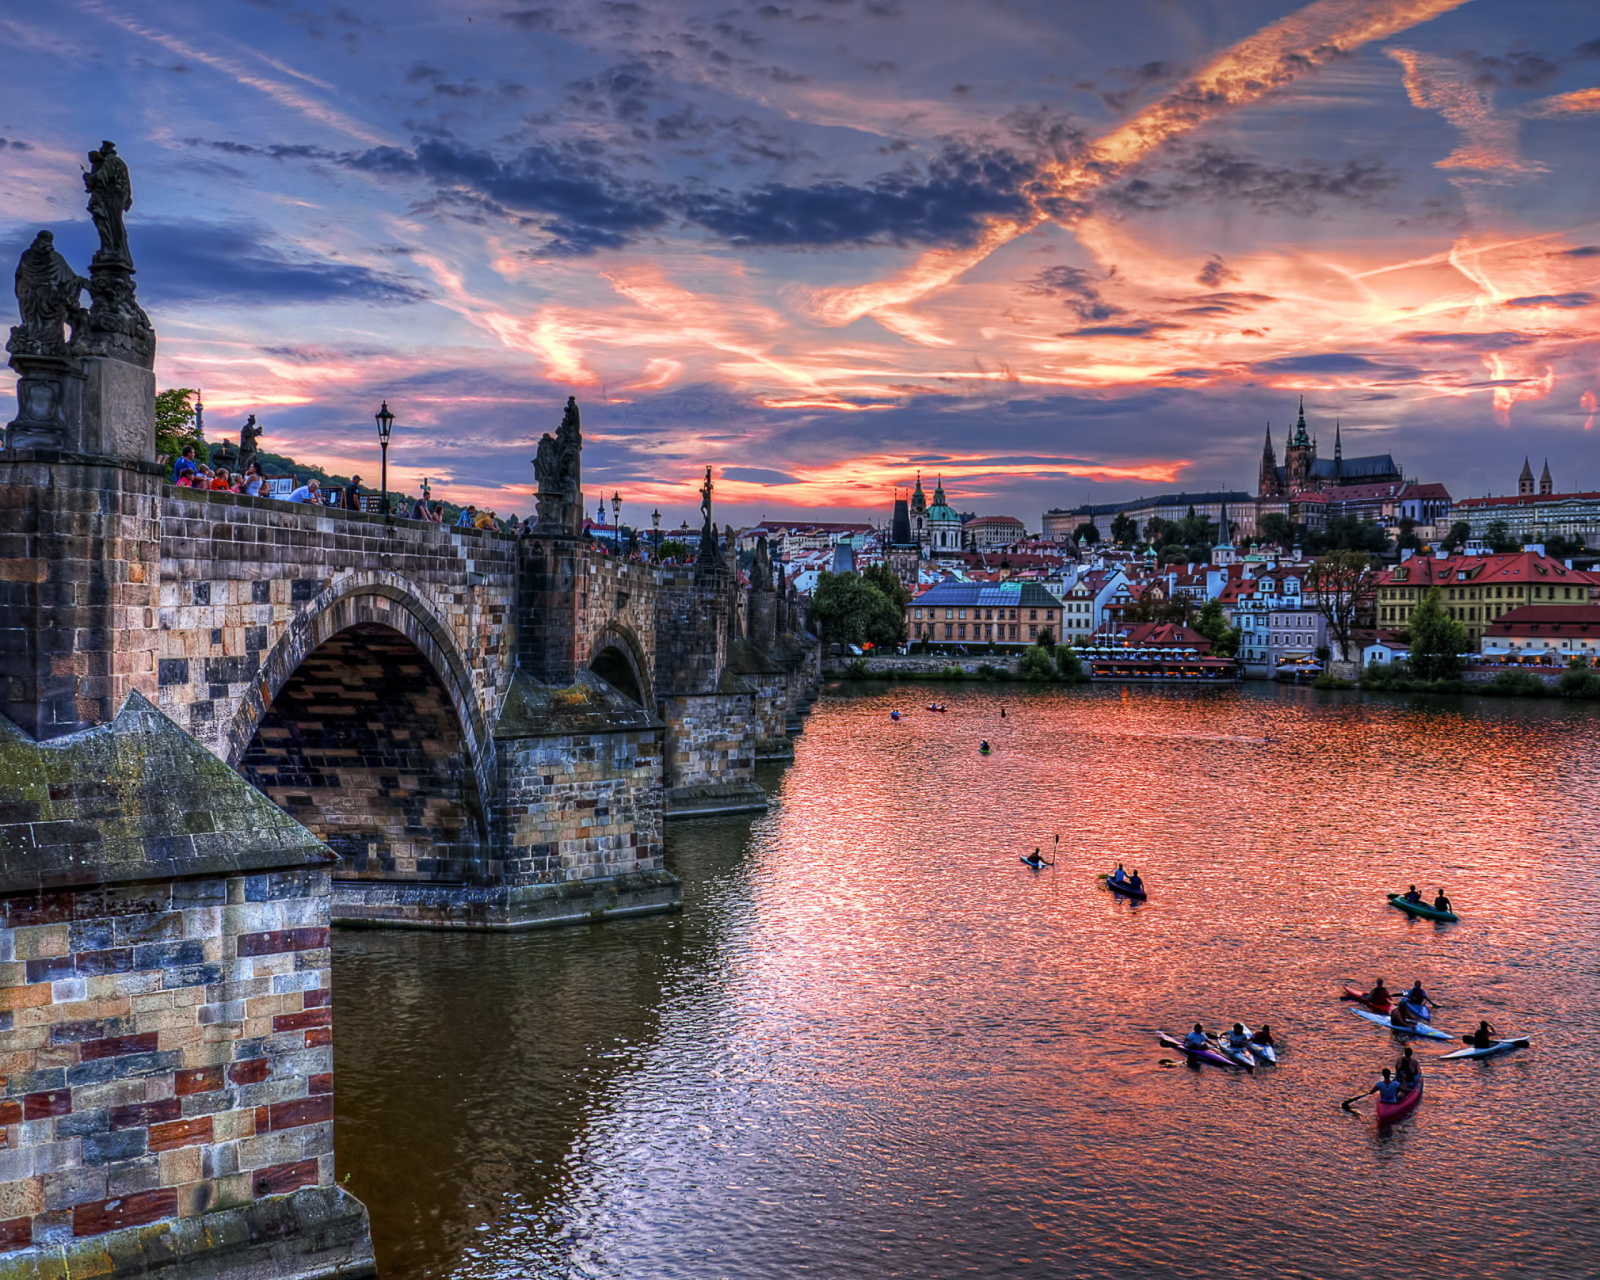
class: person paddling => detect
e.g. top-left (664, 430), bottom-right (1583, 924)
top-left (1366, 978), bottom-right (1391, 1008)
top-left (1249, 1024), bottom-right (1275, 1049)
top-left (979, 739), bottom-right (990, 752)
top-left (1433, 888), bottom-right (1453, 914)
top-left (1465, 1020), bottom-right (1499, 1050)
top-left (1110, 862), bottom-right (1128, 885)
top-left (1361, 1067), bottom-right (1404, 1108)
top-left (1022, 847), bottom-right (1050, 869)
top-left (1389, 999), bottom-right (1418, 1030)
top-left (1403, 885), bottom-right (1423, 905)
top-left (1127, 869), bottom-right (1144, 894)
top-left (1404, 980), bottom-right (1430, 1008)
top-left (1182, 1024), bottom-right (1211, 1052)
top-left (1222, 1024), bottom-right (1253, 1055)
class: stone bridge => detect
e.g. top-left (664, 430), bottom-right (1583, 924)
top-left (2, 448), bottom-right (819, 929)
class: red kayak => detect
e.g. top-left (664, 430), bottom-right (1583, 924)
top-left (1375, 1077), bottom-right (1423, 1124)
top-left (1341, 985), bottom-right (1392, 1014)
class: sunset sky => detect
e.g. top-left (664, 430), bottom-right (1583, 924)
top-left (3, 0), bottom-right (1599, 525)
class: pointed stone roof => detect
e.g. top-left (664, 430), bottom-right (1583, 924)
top-left (1520, 456), bottom-right (1535, 481)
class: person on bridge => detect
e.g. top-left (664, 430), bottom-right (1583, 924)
top-left (456, 505), bottom-right (478, 528)
top-left (171, 444), bottom-right (199, 486)
top-left (286, 478), bottom-right (322, 503)
top-left (341, 475), bottom-right (365, 511)
top-left (240, 464), bottom-right (265, 497)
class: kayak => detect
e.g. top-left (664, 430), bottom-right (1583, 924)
top-left (1388, 894), bottom-right (1459, 923)
top-left (1099, 874), bottom-right (1147, 900)
top-left (980, 747), bottom-right (992, 754)
top-left (1158, 1032), bottom-right (1247, 1071)
top-left (1440, 1037), bottom-right (1530, 1061)
top-left (1351, 1007), bottom-right (1454, 1042)
top-left (1019, 857), bottom-right (1048, 871)
top-left (1375, 1077), bottom-right (1423, 1124)
top-left (1213, 1039), bottom-right (1257, 1069)
top-left (1238, 1024), bottom-right (1278, 1064)
top-left (1341, 985), bottom-right (1392, 1013)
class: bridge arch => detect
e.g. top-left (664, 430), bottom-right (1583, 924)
top-left (588, 620), bottom-right (654, 708)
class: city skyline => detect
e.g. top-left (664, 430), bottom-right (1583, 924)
top-left (3, 0), bottom-right (1599, 521)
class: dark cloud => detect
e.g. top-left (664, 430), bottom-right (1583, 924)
top-left (0, 221), bottom-right (427, 307)
top-left (1023, 265), bottom-right (1122, 321)
top-left (1250, 353), bottom-right (1396, 374)
top-left (1102, 143), bottom-right (1402, 217)
top-left (1402, 331), bottom-right (1538, 351)
top-left (721, 467), bottom-right (801, 484)
top-left (1196, 254), bottom-right (1237, 287)
top-left (1577, 37), bottom-right (1600, 59)
top-left (1504, 292), bottom-right (1596, 309)
top-left (500, 9), bottom-right (557, 29)
top-left (1065, 321), bottom-right (1180, 338)
top-left (1557, 245), bottom-right (1600, 257)
top-left (0, 138), bottom-right (33, 151)
top-left (1452, 49), bottom-right (1559, 88)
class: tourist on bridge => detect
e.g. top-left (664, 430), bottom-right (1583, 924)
top-left (171, 444), bottom-right (199, 486)
top-left (456, 504), bottom-right (478, 527)
top-left (240, 463), bottom-right (265, 497)
top-left (341, 474), bottom-right (365, 511)
top-left (286, 477), bottom-right (322, 503)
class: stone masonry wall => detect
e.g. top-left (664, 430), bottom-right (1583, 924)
top-left (0, 867), bottom-right (343, 1254)
top-left (155, 487), bottom-right (517, 777)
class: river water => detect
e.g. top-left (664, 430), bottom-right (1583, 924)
top-left (334, 683), bottom-right (1600, 1279)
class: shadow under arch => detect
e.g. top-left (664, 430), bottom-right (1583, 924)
top-left (222, 577), bottom-right (494, 803)
top-left (588, 620), bottom-right (654, 709)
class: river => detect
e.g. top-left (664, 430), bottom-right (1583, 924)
top-left (333, 682), bottom-right (1600, 1279)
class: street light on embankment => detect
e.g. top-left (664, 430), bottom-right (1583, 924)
top-left (374, 400), bottom-right (394, 514)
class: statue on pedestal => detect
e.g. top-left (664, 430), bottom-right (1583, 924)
top-left (236, 414), bottom-right (262, 475)
top-left (10, 232), bottom-right (88, 356)
top-left (84, 141), bottom-right (133, 266)
top-left (533, 395), bottom-right (584, 533)
top-left (696, 467), bottom-right (717, 565)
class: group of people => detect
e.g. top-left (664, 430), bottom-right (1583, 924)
top-left (1401, 885), bottom-right (1454, 914)
top-left (1108, 863), bottom-right (1144, 893)
top-left (1351, 976), bottom-right (1504, 1106)
top-left (1183, 1023), bottom-right (1274, 1057)
top-left (171, 446), bottom-right (268, 496)
top-left (1361, 977), bottom-right (1434, 1029)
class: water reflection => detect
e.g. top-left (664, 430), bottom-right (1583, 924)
top-left (336, 685), bottom-right (1600, 1279)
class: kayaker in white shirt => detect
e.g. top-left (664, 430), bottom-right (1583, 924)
top-left (1182, 1025), bottom-right (1210, 1051)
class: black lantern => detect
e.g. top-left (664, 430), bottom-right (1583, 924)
top-left (374, 401), bottom-right (395, 514)
top-left (651, 508), bottom-right (661, 560)
top-left (611, 491), bottom-right (622, 552)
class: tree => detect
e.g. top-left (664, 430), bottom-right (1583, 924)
top-left (1542, 532), bottom-right (1589, 560)
top-left (1257, 512), bottom-right (1297, 549)
top-left (1194, 598), bottom-right (1240, 658)
top-left (1444, 521), bottom-right (1472, 552)
top-left (1034, 626), bottom-right (1055, 648)
top-left (1396, 516), bottom-right (1421, 552)
top-left (1310, 515), bottom-right (1388, 554)
top-left (1073, 522), bottom-right (1101, 545)
top-left (1306, 550), bottom-right (1378, 663)
top-left (1110, 512), bottom-right (1138, 546)
top-left (155, 387), bottom-right (207, 463)
top-left (861, 562), bottom-right (911, 611)
top-left (1408, 587), bottom-right (1468, 681)
top-left (656, 538), bottom-right (691, 560)
top-left (810, 570), bottom-right (904, 648)
top-left (1143, 516), bottom-right (1180, 548)
top-left (1124, 592), bottom-right (1194, 625)
top-left (1483, 519), bottom-right (1520, 554)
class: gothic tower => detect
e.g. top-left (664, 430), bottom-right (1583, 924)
top-left (1285, 397), bottom-right (1315, 493)
top-left (1519, 457), bottom-right (1535, 496)
top-left (1258, 424), bottom-right (1281, 497)
top-left (1540, 459), bottom-right (1553, 496)
top-left (910, 472), bottom-right (928, 547)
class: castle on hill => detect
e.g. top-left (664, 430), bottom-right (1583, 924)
top-left (1258, 397), bottom-right (1403, 497)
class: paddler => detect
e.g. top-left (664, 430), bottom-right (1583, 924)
top-left (1464, 1020), bottom-right (1499, 1050)
top-left (1433, 888), bottom-right (1453, 914)
top-left (1404, 979), bottom-right (1430, 1007)
top-left (1359, 1067), bottom-right (1404, 1107)
top-left (1127, 869), bottom-right (1144, 893)
top-left (1022, 848), bottom-right (1047, 869)
top-left (1249, 1024), bottom-right (1275, 1049)
top-left (1222, 1024), bottom-right (1253, 1055)
top-left (1182, 1024), bottom-right (1211, 1052)
top-left (1388, 999), bottom-right (1418, 1030)
top-left (1403, 885), bottom-right (1424, 905)
top-left (979, 739), bottom-right (990, 752)
top-left (1109, 862), bottom-right (1128, 885)
top-left (1395, 1047), bottom-right (1421, 1089)
top-left (1365, 978), bottom-right (1391, 1007)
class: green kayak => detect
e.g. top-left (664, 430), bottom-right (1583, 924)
top-left (1387, 893), bottom-right (1458, 923)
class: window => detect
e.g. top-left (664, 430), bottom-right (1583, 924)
top-left (958, 624), bottom-right (967, 639)
top-left (1028, 625), bottom-right (1037, 639)
top-left (1029, 609), bottom-right (1038, 620)
top-left (959, 609), bottom-right (967, 620)
top-left (1046, 610), bottom-right (1055, 621)
top-left (945, 609), bottom-right (953, 620)
top-left (914, 608), bottom-right (922, 620)
top-left (944, 624), bottom-right (953, 639)
top-left (1009, 625), bottom-right (1018, 640)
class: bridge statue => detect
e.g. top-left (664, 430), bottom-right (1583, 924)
top-left (85, 140), bottom-right (134, 265)
top-left (237, 412), bottom-right (262, 474)
top-left (533, 394), bottom-right (583, 533)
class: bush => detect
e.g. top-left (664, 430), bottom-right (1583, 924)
top-left (1053, 645), bottom-right (1086, 683)
top-left (1557, 667), bottom-right (1600, 698)
top-left (1312, 674), bottom-right (1355, 690)
top-left (1481, 670), bottom-right (1550, 698)
top-left (1017, 648), bottom-right (1056, 682)
top-left (937, 664), bottom-right (968, 681)
top-left (842, 657), bottom-right (871, 680)
top-left (1361, 660), bottom-right (1413, 691)
top-left (976, 662), bottom-right (1005, 681)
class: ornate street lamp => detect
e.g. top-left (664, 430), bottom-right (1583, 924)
top-left (374, 401), bottom-right (395, 514)
top-left (611, 491), bottom-right (622, 553)
top-left (651, 508), bottom-right (661, 560)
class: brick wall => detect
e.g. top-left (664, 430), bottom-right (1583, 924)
top-left (0, 867), bottom-right (339, 1253)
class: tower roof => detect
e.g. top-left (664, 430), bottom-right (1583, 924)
top-left (1520, 456), bottom-right (1535, 481)
top-left (1290, 398), bottom-right (1311, 448)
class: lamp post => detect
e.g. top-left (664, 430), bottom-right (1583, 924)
top-left (651, 508), bottom-right (661, 560)
top-left (611, 491), bottom-right (621, 554)
top-left (374, 401), bottom-right (395, 514)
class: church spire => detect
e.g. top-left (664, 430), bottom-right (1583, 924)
top-left (1291, 396), bottom-right (1311, 448)
top-left (1540, 458), bottom-right (1553, 496)
top-left (1519, 456), bottom-right (1535, 496)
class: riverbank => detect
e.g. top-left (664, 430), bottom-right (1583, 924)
top-left (823, 651), bottom-right (1087, 684)
top-left (1315, 663), bottom-right (1600, 700)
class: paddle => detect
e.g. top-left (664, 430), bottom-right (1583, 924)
top-left (1340, 1088), bottom-right (1370, 1113)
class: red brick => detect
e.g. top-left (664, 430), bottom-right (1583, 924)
top-left (147, 1116), bottom-right (212, 1152)
top-left (305, 1027), bottom-right (332, 1048)
top-left (175, 1065), bottom-right (224, 1096)
top-left (303, 987), bottom-right (331, 1009)
top-left (24, 1090), bottom-right (71, 1120)
top-left (227, 1058), bottom-right (271, 1085)
top-left (257, 1095), bottom-right (333, 1132)
top-left (81, 1032), bottom-right (158, 1060)
top-left (0, 1101), bottom-right (21, 1126)
top-left (0, 1216), bottom-right (31, 1252)
top-left (235, 928), bottom-right (329, 957)
top-left (73, 1189), bottom-right (178, 1237)
top-left (251, 1159), bottom-right (319, 1198)
top-left (272, 1007), bottom-right (331, 1034)
top-left (109, 1098), bottom-right (180, 1129)
top-left (308, 1073), bottom-right (333, 1096)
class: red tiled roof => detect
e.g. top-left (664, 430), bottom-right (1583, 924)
top-left (1455, 492), bottom-right (1600, 510)
top-left (1376, 551), bottom-right (1599, 588)
top-left (1122, 622), bottom-right (1212, 651)
top-left (1483, 604), bottom-right (1600, 635)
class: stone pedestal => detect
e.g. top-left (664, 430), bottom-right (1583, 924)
top-left (0, 454), bottom-right (163, 740)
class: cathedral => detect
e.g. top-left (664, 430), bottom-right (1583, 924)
top-left (1258, 399), bottom-right (1403, 497)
